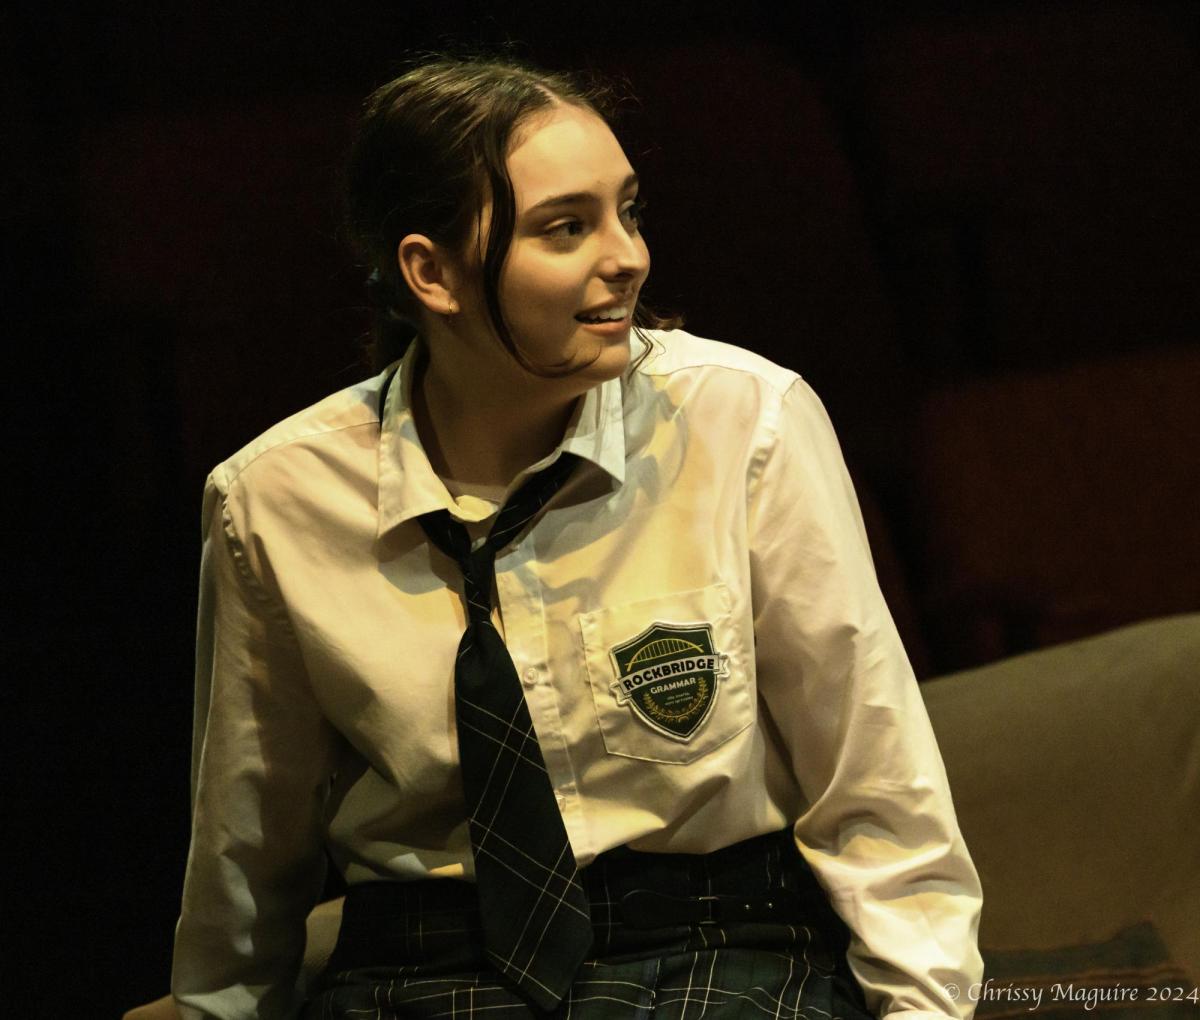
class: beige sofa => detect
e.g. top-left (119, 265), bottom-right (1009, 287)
top-left (127, 613), bottom-right (1200, 1019)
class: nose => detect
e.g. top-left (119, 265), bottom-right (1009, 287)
top-left (598, 215), bottom-right (650, 283)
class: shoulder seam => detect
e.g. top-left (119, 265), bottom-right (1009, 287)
top-left (746, 377), bottom-right (801, 510)
top-left (213, 476), bottom-right (303, 639)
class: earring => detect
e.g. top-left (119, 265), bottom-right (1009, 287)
top-left (445, 299), bottom-right (459, 315)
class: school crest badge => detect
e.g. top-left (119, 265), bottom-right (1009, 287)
top-left (609, 622), bottom-right (729, 741)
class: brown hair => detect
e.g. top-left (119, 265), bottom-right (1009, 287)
top-left (342, 52), bottom-right (681, 374)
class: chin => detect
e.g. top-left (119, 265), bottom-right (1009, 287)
top-left (584, 334), bottom-right (632, 377)
top-left (527, 332), bottom-right (631, 390)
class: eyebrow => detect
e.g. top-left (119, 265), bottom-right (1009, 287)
top-left (524, 173), bottom-right (640, 214)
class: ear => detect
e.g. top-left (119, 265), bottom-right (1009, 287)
top-left (396, 234), bottom-right (463, 316)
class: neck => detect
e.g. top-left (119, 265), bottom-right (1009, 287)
top-left (412, 342), bottom-right (582, 490)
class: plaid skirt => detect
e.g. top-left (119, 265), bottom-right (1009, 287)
top-left (302, 829), bottom-right (875, 1019)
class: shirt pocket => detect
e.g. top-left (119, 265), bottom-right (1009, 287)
top-left (578, 581), bottom-right (754, 765)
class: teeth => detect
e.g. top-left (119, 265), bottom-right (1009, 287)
top-left (578, 305), bottom-right (629, 323)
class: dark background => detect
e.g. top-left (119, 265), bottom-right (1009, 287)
top-left (5, 2), bottom-right (1198, 1014)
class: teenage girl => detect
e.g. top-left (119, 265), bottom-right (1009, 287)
top-left (171, 54), bottom-right (983, 1020)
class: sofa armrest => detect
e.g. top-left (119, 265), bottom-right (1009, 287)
top-left (921, 614), bottom-right (1200, 978)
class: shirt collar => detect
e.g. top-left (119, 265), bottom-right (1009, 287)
top-left (377, 338), bottom-right (629, 538)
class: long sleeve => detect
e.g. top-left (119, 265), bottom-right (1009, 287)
top-left (172, 469), bottom-right (337, 1019)
top-left (748, 377), bottom-right (983, 1020)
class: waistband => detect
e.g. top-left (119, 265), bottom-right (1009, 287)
top-left (324, 829), bottom-right (852, 975)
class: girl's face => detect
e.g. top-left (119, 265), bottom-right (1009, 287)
top-left (464, 103), bottom-right (651, 386)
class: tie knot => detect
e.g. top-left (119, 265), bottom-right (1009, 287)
top-left (417, 454), bottom-right (580, 624)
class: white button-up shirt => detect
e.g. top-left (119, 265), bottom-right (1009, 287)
top-left (172, 329), bottom-right (983, 1020)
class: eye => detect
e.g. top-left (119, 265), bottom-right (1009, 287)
top-left (541, 196), bottom-right (646, 245)
top-left (545, 219), bottom-right (585, 241)
top-left (622, 195), bottom-right (647, 229)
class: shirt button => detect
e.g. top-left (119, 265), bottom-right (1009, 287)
top-left (555, 792), bottom-right (567, 811)
top-left (522, 666), bottom-right (538, 687)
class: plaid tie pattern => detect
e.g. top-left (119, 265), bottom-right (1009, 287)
top-left (417, 452), bottom-right (592, 1010)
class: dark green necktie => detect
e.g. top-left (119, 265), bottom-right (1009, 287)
top-left (418, 452), bottom-right (592, 1010)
